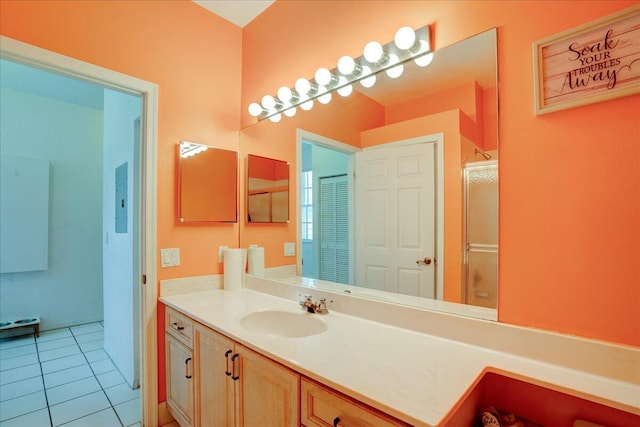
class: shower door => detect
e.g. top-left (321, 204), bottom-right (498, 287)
top-left (463, 161), bottom-right (498, 308)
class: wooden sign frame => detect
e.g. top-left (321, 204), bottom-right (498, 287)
top-left (533, 5), bottom-right (640, 115)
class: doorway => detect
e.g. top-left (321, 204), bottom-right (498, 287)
top-left (1, 36), bottom-right (158, 426)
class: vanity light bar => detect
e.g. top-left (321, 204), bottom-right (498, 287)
top-left (248, 25), bottom-right (433, 122)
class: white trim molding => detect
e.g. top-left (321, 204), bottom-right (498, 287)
top-left (0, 36), bottom-right (159, 427)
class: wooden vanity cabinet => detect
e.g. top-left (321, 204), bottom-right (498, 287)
top-left (165, 309), bottom-right (195, 427)
top-left (192, 321), bottom-right (300, 427)
top-left (166, 306), bottom-right (404, 427)
top-left (301, 378), bottom-right (410, 427)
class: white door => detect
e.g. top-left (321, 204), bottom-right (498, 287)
top-left (355, 142), bottom-right (436, 298)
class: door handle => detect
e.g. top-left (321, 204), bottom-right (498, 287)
top-left (184, 357), bottom-right (192, 379)
top-left (231, 353), bottom-right (240, 381)
top-left (224, 350), bottom-right (233, 376)
top-left (416, 257), bottom-right (432, 265)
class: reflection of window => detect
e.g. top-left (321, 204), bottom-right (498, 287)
top-left (301, 171), bottom-right (313, 240)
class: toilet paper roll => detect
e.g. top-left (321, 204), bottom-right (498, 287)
top-left (248, 246), bottom-right (265, 277)
top-left (223, 248), bottom-right (246, 290)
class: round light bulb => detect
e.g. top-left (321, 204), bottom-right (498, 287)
top-left (300, 98), bottom-right (314, 111)
top-left (337, 76), bottom-right (353, 97)
top-left (363, 41), bottom-right (384, 64)
top-left (248, 102), bottom-right (263, 117)
top-left (269, 113), bottom-right (282, 123)
top-left (359, 65), bottom-right (376, 88)
top-left (394, 26), bottom-right (416, 50)
top-left (318, 86), bottom-right (332, 104)
top-left (415, 52), bottom-right (434, 67)
top-left (315, 67), bottom-right (334, 86)
top-left (385, 54), bottom-right (404, 79)
top-left (284, 107), bottom-right (297, 117)
top-left (277, 86), bottom-right (293, 102)
top-left (338, 55), bottom-right (360, 75)
top-left (295, 78), bottom-right (311, 95)
top-left (261, 95), bottom-right (277, 110)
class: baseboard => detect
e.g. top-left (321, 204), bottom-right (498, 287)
top-left (158, 401), bottom-right (175, 426)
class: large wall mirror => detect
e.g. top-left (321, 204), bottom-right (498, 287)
top-left (240, 28), bottom-right (498, 318)
top-left (178, 141), bottom-right (238, 223)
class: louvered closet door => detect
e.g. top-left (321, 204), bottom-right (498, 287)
top-left (319, 175), bottom-right (349, 284)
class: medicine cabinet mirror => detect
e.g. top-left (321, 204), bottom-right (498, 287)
top-left (246, 154), bottom-right (290, 223)
top-left (178, 141), bottom-right (238, 223)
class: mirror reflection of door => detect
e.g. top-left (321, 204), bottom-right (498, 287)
top-left (355, 142), bottom-right (436, 298)
top-left (463, 161), bottom-right (498, 308)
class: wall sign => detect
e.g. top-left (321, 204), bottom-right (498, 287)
top-left (533, 5), bottom-right (640, 115)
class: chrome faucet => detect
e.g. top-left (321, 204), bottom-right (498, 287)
top-left (299, 294), bottom-right (331, 314)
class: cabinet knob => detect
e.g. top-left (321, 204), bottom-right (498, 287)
top-left (333, 417), bottom-right (343, 427)
top-left (172, 322), bottom-right (185, 331)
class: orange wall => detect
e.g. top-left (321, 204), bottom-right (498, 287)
top-left (0, 0), bottom-right (242, 404)
top-left (242, 1), bottom-right (640, 347)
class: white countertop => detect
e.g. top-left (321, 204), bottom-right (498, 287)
top-left (160, 282), bottom-right (640, 426)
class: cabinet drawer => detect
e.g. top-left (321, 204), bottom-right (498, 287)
top-left (301, 378), bottom-right (409, 427)
top-left (166, 307), bottom-right (193, 347)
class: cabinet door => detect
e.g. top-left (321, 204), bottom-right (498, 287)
top-left (236, 344), bottom-right (300, 427)
top-left (193, 323), bottom-right (235, 426)
top-left (166, 333), bottom-right (194, 427)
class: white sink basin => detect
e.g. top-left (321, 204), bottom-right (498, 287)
top-left (239, 310), bottom-right (328, 338)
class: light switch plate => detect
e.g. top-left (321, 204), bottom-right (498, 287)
top-left (284, 242), bottom-right (295, 256)
top-left (161, 248), bottom-right (180, 267)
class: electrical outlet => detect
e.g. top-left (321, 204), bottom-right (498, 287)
top-left (161, 248), bottom-right (180, 267)
top-left (218, 245), bottom-right (228, 262)
top-left (284, 242), bottom-right (295, 256)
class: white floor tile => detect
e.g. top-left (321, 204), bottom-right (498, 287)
top-left (70, 323), bottom-right (103, 336)
top-left (60, 407), bottom-right (122, 427)
top-left (47, 376), bottom-right (101, 406)
top-left (0, 407), bottom-right (50, 427)
top-left (74, 331), bottom-right (103, 344)
top-left (114, 396), bottom-right (140, 426)
top-left (0, 363), bottom-right (41, 386)
top-left (44, 364), bottom-right (93, 389)
top-left (0, 376), bottom-right (43, 402)
top-left (96, 370), bottom-right (125, 389)
top-left (90, 358), bottom-right (116, 375)
top-left (41, 354), bottom-right (87, 375)
top-left (49, 390), bottom-right (110, 426)
top-left (104, 383), bottom-right (140, 406)
top-left (78, 340), bottom-right (103, 353)
top-left (0, 335), bottom-right (35, 350)
top-left (37, 328), bottom-right (72, 343)
top-left (0, 390), bottom-right (47, 422)
top-left (0, 344), bottom-right (37, 360)
top-left (37, 337), bottom-right (77, 352)
top-left (83, 349), bottom-right (108, 363)
top-left (0, 353), bottom-right (39, 372)
top-left (39, 345), bottom-right (81, 363)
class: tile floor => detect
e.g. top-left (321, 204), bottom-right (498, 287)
top-left (0, 322), bottom-right (141, 427)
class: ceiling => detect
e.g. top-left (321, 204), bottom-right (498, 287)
top-left (192, 0), bottom-right (275, 27)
